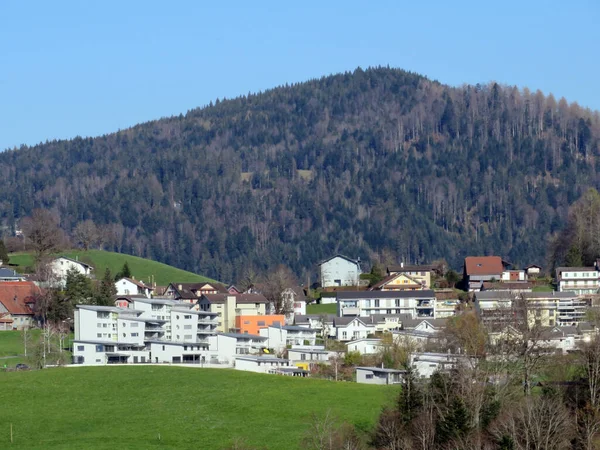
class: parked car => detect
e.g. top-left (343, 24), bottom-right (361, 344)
top-left (15, 363), bottom-right (30, 371)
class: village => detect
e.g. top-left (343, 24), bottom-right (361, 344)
top-left (1, 252), bottom-right (597, 385)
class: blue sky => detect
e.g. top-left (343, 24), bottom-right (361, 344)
top-left (1, 0), bottom-right (598, 151)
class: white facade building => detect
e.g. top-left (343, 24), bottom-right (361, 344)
top-left (336, 290), bottom-right (436, 318)
top-left (51, 257), bottom-right (93, 285)
top-left (259, 326), bottom-right (318, 353)
top-left (556, 267), bottom-right (600, 295)
top-left (356, 367), bottom-right (405, 385)
top-left (319, 255), bottom-right (362, 288)
top-left (115, 278), bottom-right (153, 298)
top-left (334, 317), bottom-right (375, 342)
top-left (346, 338), bottom-right (383, 355)
top-left (235, 355), bottom-right (291, 374)
top-left (410, 352), bottom-right (468, 378)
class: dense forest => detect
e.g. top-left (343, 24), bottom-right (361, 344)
top-left (0, 67), bottom-right (599, 282)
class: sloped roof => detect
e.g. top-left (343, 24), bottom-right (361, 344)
top-left (0, 282), bottom-right (41, 315)
top-left (370, 272), bottom-right (423, 290)
top-left (168, 282), bottom-right (228, 299)
top-left (201, 293), bottom-right (268, 304)
top-left (55, 256), bottom-right (93, 269)
top-left (387, 264), bottom-right (434, 273)
top-left (464, 256), bottom-right (504, 276)
top-left (118, 277), bottom-right (154, 290)
top-left (337, 290), bottom-right (435, 300)
top-left (318, 254), bottom-right (360, 266)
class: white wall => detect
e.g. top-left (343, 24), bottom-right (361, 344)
top-left (336, 320), bottom-right (374, 341)
top-left (346, 339), bottom-right (382, 355)
top-left (320, 257), bottom-right (360, 287)
top-left (235, 357), bottom-right (290, 374)
top-left (51, 257), bottom-right (91, 281)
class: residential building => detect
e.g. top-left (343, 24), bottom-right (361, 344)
top-left (522, 292), bottom-right (588, 327)
top-left (287, 348), bottom-right (331, 368)
top-left (501, 270), bottom-right (527, 282)
top-left (0, 314), bottom-right (13, 331)
top-left (346, 338), bottom-right (383, 355)
top-left (480, 282), bottom-right (533, 293)
top-left (235, 315), bottom-right (285, 335)
top-left (115, 277), bottom-right (153, 298)
top-left (318, 254), bottom-right (362, 288)
top-left (463, 256), bottom-right (505, 291)
top-left (0, 268), bottom-right (25, 282)
top-left (387, 264), bottom-right (434, 289)
top-left (282, 286), bottom-right (306, 322)
top-left (334, 316), bottom-right (375, 342)
top-left (294, 314), bottom-right (336, 338)
top-left (556, 267), bottom-right (600, 295)
top-left (50, 256), bottom-right (93, 284)
top-left (198, 293), bottom-right (269, 332)
top-left (356, 366), bottom-right (405, 385)
top-left (235, 355), bottom-right (291, 374)
top-left (526, 265), bottom-right (542, 277)
top-left (259, 325), bottom-right (318, 352)
top-left (474, 291), bottom-right (515, 326)
top-left (336, 290), bottom-right (436, 319)
top-left (370, 272), bottom-right (425, 291)
top-left (410, 352), bottom-right (468, 378)
top-left (165, 282), bottom-right (227, 302)
top-left (221, 332), bottom-right (268, 356)
top-left (0, 281), bottom-right (41, 329)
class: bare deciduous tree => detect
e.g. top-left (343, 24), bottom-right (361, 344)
top-left (258, 265), bottom-right (298, 315)
top-left (73, 220), bottom-right (99, 251)
top-left (21, 209), bottom-right (64, 261)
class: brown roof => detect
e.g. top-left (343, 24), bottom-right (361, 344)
top-left (121, 277), bottom-right (153, 290)
top-left (464, 256), bottom-right (504, 276)
top-left (202, 293), bottom-right (269, 304)
top-left (170, 282), bottom-right (228, 299)
top-left (481, 281), bottom-right (533, 291)
top-left (0, 282), bottom-right (41, 315)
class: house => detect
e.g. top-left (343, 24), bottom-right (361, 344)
top-left (259, 325), bottom-right (318, 352)
top-left (556, 267), bottom-right (600, 295)
top-left (356, 366), bottom-right (405, 385)
top-left (115, 277), bottom-right (153, 298)
top-left (474, 291), bottom-right (516, 326)
top-left (282, 286), bottom-right (306, 322)
top-left (0, 313), bottom-right (14, 331)
top-left (523, 291), bottom-right (589, 327)
top-left (198, 293), bottom-right (269, 332)
top-left (410, 352), bottom-right (468, 378)
top-left (526, 265), bottom-right (543, 277)
top-left (434, 290), bottom-right (460, 318)
top-left (334, 316), bottom-right (376, 341)
top-left (480, 281), bottom-right (533, 292)
top-left (235, 315), bottom-right (285, 335)
top-left (463, 256), bottom-right (505, 291)
top-left (336, 290), bottom-right (436, 319)
top-left (235, 355), bottom-right (291, 374)
top-left (0, 268), bottom-right (25, 282)
top-left (318, 254), bottom-right (362, 288)
top-left (501, 270), bottom-right (527, 282)
top-left (0, 281), bottom-right (41, 329)
top-left (51, 256), bottom-right (93, 283)
top-left (346, 338), bottom-right (383, 355)
top-left (288, 348), bottom-right (331, 370)
top-left (294, 314), bottom-right (336, 338)
top-left (165, 282), bottom-right (227, 302)
top-left (387, 264), bottom-right (434, 289)
top-left (370, 272), bottom-right (425, 291)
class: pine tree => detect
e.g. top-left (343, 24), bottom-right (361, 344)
top-left (95, 268), bottom-right (117, 306)
top-left (65, 268), bottom-right (94, 306)
top-left (114, 262), bottom-right (132, 280)
top-left (397, 366), bottom-right (422, 425)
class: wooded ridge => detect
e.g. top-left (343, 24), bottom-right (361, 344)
top-left (0, 66), bottom-right (598, 282)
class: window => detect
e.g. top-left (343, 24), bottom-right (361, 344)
top-left (176, 315), bottom-right (180, 320)
top-left (77, 345), bottom-right (84, 351)
top-left (184, 325), bottom-right (192, 330)
top-left (272, 321), bottom-right (280, 326)
top-left (103, 323), bottom-right (108, 328)
top-left (184, 335), bottom-right (192, 340)
top-left (387, 309), bottom-right (392, 314)
top-left (257, 321), bottom-right (265, 327)
top-left (95, 345), bottom-right (103, 352)
top-left (366, 374), bottom-right (373, 379)
top-left (131, 323), bottom-right (138, 328)
top-left (131, 333), bottom-right (139, 337)
top-left (162, 345), bottom-right (165, 351)
top-left (244, 320), bottom-right (250, 324)
top-left (184, 346), bottom-right (188, 351)
top-left (255, 303), bottom-right (260, 308)
top-left (301, 354), bottom-right (306, 360)
top-left (374, 300), bottom-right (380, 307)
top-left (342, 331), bottom-right (347, 339)
top-left (395, 299), bottom-right (400, 307)
top-left (184, 315), bottom-right (192, 319)
top-left (97, 333), bottom-right (102, 338)
top-left (123, 333), bottom-right (126, 337)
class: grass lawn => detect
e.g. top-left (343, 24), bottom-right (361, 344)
top-left (9, 250), bottom-right (216, 286)
top-left (532, 284), bottom-right (554, 292)
top-left (306, 303), bottom-right (337, 315)
top-left (0, 366), bottom-right (395, 449)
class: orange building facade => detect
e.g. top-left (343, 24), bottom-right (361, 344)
top-left (235, 315), bottom-right (285, 335)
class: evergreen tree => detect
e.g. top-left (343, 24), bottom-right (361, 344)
top-left (95, 268), bottom-right (117, 306)
top-left (65, 268), bottom-right (94, 306)
top-left (397, 366), bottom-right (422, 425)
top-left (0, 240), bottom-right (9, 265)
top-left (114, 262), bottom-right (132, 280)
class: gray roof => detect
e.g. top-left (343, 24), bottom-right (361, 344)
top-left (55, 256), bottom-right (93, 268)
top-left (131, 297), bottom-right (184, 306)
top-left (318, 254), bottom-right (360, 266)
top-left (356, 366), bottom-right (407, 374)
top-left (578, 322), bottom-right (595, 332)
top-left (401, 318), bottom-right (448, 329)
top-left (0, 268), bottom-right (22, 278)
top-left (294, 314), bottom-right (335, 324)
top-left (475, 291), bottom-right (515, 301)
top-left (235, 355), bottom-right (288, 363)
top-left (521, 292), bottom-right (577, 300)
top-left (337, 290), bottom-right (435, 300)
top-left (221, 332), bottom-right (267, 341)
top-left (288, 349), bottom-right (329, 355)
top-left (77, 305), bottom-right (124, 313)
top-left (282, 325), bottom-right (316, 332)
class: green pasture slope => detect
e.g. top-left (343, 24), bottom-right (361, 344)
top-left (0, 366), bottom-right (394, 449)
top-left (9, 250), bottom-right (216, 286)
top-left (306, 303), bottom-right (337, 315)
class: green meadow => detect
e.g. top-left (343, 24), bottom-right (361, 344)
top-left (9, 250), bottom-right (216, 286)
top-left (0, 366), bottom-right (393, 449)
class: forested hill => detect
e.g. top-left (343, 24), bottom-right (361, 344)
top-left (1, 67), bottom-right (599, 282)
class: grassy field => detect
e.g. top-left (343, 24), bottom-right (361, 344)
top-left (0, 366), bottom-right (394, 449)
top-left (9, 250), bottom-right (216, 286)
top-left (306, 303), bottom-right (337, 315)
top-left (532, 284), bottom-right (554, 292)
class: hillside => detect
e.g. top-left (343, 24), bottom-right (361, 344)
top-left (9, 250), bottom-right (216, 286)
top-left (0, 366), bottom-right (393, 449)
top-left (0, 67), bottom-right (599, 281)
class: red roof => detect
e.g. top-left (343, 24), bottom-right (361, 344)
top-left (464, 256), bottom-right (504, 276)
top-left (0, 282), bottom-right (41, 315)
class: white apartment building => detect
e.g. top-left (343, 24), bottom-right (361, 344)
top-left (318, 255), bottom-right (362, 287)
top-left (556, 267), bottom-right (600, 295)
top-left (72, 297), bottom-right (220, 365)
top-left (336, 290), bottom-right (436, 318)
top-left (259, 326), bottom-right (318, 353)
